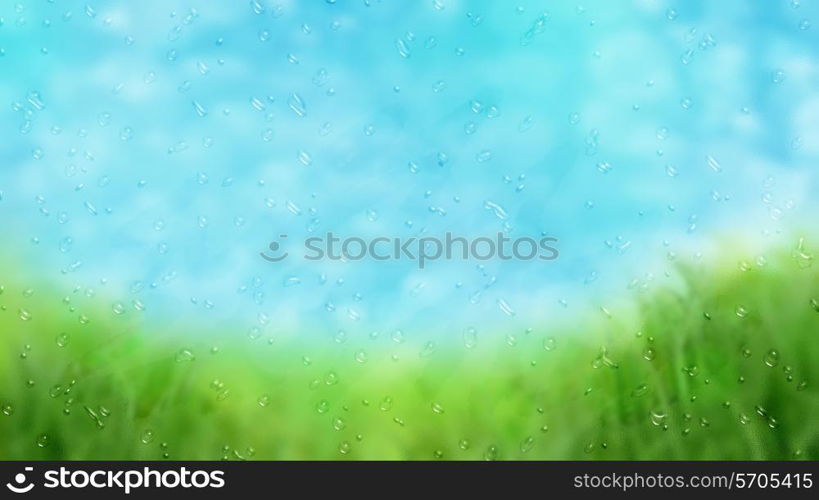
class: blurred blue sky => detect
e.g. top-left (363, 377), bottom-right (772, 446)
top-left (1, 0), bottom-right (817, 340)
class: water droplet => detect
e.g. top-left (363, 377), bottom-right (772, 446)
top-left (463, 327), bottom-right (478, 349)
top-left (192, 100), bottom-right (207, 117)
top-left (1, 404), bottom-right (13, 416)
top-left (175, 348), bottom-right (195, 362)
top-left (518, 115), bottom-right (534, 132)
top-left (140, 429), bottom-right (155, 444)
top-left (55, 332), bottom-right (69, 347)
top-left (395, 39), bottom-right (411, 58)
top-left (650, 410), bottom-right (667, 427)
top-left (497, 298), bottom-right (515, 316)
top-left (706, 155), bottom-right (722, 173)
top-left (475, 150), bottom-right (493, 163)
top-left (36, 434), bottom-right (50, 447)
top-left (763, 349), bottom-right (779, 368)
top-left (297, 150), bottom-right (313, 167)
top-left (288, 93), bottom-right (306, 117)
top-left (420, 341), bottom-right (436, 358)
top-left (520, 12), bottom-right (549, 46)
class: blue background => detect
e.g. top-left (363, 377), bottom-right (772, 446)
top-left (1, 0), bottom-right (817, 340)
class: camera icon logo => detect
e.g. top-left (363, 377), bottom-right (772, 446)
top-left (6, 467), bottom-right (34, 494)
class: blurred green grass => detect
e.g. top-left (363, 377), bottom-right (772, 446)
top-left (0, 243), bottom-right (817, 460)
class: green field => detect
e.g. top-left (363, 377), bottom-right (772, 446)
top-left (1, 241), bottom-right (817, 460)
